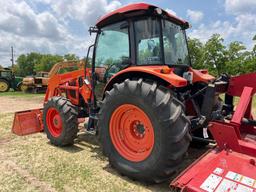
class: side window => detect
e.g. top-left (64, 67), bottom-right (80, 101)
top-left (162, 20), bottom-right (189, 65)
top-left (95, 21), bottom-right (129, 82)
top-left (135, 18), bottom-right (162, 65)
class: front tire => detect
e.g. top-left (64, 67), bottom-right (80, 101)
top-left (98, 79), bottom-right (191, 183)
top-left (18, 83), bottom-right (28, 92)
top-left (43, 97), bottom-right (78, 146)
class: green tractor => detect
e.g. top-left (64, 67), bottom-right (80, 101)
top-left (0, 68), bottom-right (24, 92)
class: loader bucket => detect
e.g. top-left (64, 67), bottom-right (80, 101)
top-left (12, 109), bottom-right (43, 136)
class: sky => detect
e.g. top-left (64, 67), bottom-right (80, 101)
top-left (1, 0), bottom-right (256, 67)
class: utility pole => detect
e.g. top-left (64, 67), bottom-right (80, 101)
top-left (10, 46), bottom-right (14, 69)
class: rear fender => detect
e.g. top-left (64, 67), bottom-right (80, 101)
top-left (189, 68), bottom-right (215, 83)
top-left (104, 66), bottom-right (188, 94)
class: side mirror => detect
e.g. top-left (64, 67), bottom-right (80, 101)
top-left (89, 26), bottom-right (100, 36)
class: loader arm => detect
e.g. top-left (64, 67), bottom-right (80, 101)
top-left (45, 68), bottom-right (92, 103)
top-left (12, 68), bottom-right (92, 136)
top-left (48, 60), bottom-right (85, 78)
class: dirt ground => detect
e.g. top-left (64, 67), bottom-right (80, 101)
top-left (0, 93), bottom-right (210, 192)
top-left (0, 97), bottom-right (43, 113)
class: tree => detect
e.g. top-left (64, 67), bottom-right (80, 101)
top-left (187, 34), bottom-right (255, 76)
top-left (188, 38), bottom-right (204, 69)
top-left (203, 34), bottom-right (226, 75)
top-left (253, 35), bottom-right (256, 56)
top-left (34, 54), bottom-right (63, 72)
top-left (227, 41), bottom-right (246, 60)
top-left (16, 53), bottom-right (80, 76)
top-left (64, 53), bottom-right (79, 61)
top-left (16, 52), bottom-right (42, 76)
top-left (225, 41), bottom-right (247, 75)
top-left (242, 53), bottom-right (256, 73)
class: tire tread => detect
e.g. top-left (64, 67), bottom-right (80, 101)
top-left (98, 79), bottom-right (191, 183)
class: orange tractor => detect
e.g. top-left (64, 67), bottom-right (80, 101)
top-left (12, 3), bottom-right (256, 190)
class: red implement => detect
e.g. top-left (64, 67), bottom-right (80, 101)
top-left (170, 73), bottom-right (256, 192)
top-left (12, 109), bottom-right (43, 136)
top-left (171, 149), bottom-right (256, 192)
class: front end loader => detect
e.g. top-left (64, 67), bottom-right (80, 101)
top-left (12, 3), bottom-right (256, 189)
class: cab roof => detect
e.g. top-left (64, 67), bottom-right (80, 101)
top-left (96, 3), bottom-right (189, 28)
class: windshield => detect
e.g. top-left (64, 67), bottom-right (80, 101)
top-left (134, 18), bottom-right (190, 66)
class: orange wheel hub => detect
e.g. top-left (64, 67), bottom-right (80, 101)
top-left (46, 108), bottom-right (63, 137)
top-left (110, 104), bottom-right (154, 162)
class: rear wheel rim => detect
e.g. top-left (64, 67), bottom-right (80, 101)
top-left (110, 104), bottom-right (154, 162)
top-left (46, 108), bottom-right (63, 137)
top-left (0, 81), bottom-right (8, 92)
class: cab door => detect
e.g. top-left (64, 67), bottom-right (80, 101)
top-left (93, 21), bottom-right (130, 99)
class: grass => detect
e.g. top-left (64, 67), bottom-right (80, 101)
top-left (220, 94), bottom-right (256, 115)
top-left (234, 96), bottom-right (256, 115)
top-left (0, 113), bottom-right (169, 192)
top-left (0, 91), bottom-right (44, 98)
top-left (0, 162), bottom-right (40, 192)
top-left (0, 92), bottom-right (255, 192)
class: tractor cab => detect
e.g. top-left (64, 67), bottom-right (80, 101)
top-left (90, 3), bottom-right (193, 98)
top-left (0, 68), bottom-right (14, 78)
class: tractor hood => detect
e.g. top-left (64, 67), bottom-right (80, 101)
top-left (23, 77), bottom-right (34, 85)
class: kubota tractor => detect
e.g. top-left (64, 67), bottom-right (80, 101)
top-left (12, 3), bottom-right (256, 189)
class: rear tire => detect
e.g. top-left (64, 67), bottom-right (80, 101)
top-left (43, 97), bottom-right (78, 146)
top-left (0, 79), bottom-right (10, 92)
top-left (98, 79), bottom-right (191, 183)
